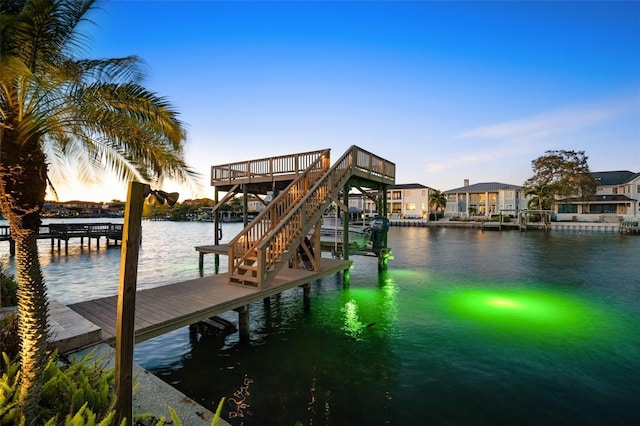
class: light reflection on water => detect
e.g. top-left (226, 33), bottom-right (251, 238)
top-left (1, 221), bottom-right (639, 425)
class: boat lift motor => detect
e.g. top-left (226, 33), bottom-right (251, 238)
top-left (370, 216), bottom-right (390, 256)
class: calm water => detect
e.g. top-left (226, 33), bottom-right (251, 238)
top-left (1, 219), bottom-right (639, 425)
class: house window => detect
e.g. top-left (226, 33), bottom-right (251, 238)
top-left (406, 203), bottom-right (416, 211)
top-left (558, 204), bottom-right (578, 213)
top-left (612, 188), bottom-right (618, 194)
top-left (590, 204), bottom-right (618, 214)
top-left (392, 191), bottom-right (402, 200)
top-left (405, 190), bottom-right (412, 197)
top-left (421, 190), bottom-right (426, 196)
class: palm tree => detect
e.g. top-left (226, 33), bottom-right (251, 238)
top-left (0, 0), bottom-right (196, 420)
top-left (525, 184), bottom-right (550, 211)
top-left (428, 189), bottom-right (447, 220)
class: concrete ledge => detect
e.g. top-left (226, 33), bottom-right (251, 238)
top-left (48, 300), bottom-right (102, 353)
top-left (72, 344), bottom-right (230, 425)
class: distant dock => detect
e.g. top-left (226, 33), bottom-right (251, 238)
top-left (620, 220), bottom-right (640, 235)
top-left (388, 219), bottom-right (637, 233)
top-left (0, 222), bottom-right (123, 255)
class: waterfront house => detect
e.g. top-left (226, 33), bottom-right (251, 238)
top-left (386, 183), bottom-right (432, 219)
top-left (443, 180), bottom-right (526, 218)
top-left (342, 183), bottom-right (433, 219)
top-left (555, 170), bottom-right (639, 220)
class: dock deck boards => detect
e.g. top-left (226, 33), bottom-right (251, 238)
top-left (66, 257), bottom-right (350, 346)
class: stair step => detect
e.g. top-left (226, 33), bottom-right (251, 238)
top-left (230, 274), bottom-right (259, 284)
top-left (238, 264), bottom-right (258, 272)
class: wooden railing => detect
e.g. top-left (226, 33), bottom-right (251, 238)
top-left (228, 150), bottom-right (331, 285)
top-left (0, 223), bottom-right (123, 240)
top-left (211, 149), bottom-right (328, 186)
top-left (228, 145), bottom-right (395, 287)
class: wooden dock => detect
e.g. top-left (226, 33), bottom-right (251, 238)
top-left (0, 222), bottom-right (123, 255)
top-left (62, 257), bottom-right (350, 349)
top-left (620, 220), bottom-right (640, 234)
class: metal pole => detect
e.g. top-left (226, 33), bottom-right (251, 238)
top-left (115, 181), bottom-right (147, 425)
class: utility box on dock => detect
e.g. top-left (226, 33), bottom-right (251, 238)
top-left (370, 216), bottom-right (389, 255)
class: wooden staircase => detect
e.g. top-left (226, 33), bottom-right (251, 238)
top-left (226, 146), bottom-right (395, 288)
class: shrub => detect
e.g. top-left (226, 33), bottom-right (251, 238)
top-left (0, 261), bottom-right (17, 307)
top-left (1, 350), bottom-right (225, 425)
top-left (0, 313), bottom-right (19, 363)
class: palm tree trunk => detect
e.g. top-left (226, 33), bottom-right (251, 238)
top-left (14, 232), bottom-right (49, 421)
top-left (0, 137), bottom-right (49, 422)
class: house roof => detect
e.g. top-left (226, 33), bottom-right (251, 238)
top-left (388, 183), bottom-right (429, 190)
top-left (591, 171), bottom-right (640, 186)
top-left (445, 182), bottom-right (522, 193)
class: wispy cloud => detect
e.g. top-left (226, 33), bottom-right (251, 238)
top-left (424, 96), bottom-right (636, 174)
top-left (460, 96), bottom-right (635, 142)
top-left (425, 149), bottom-right (512, 173)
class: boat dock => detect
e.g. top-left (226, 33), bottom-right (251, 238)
top-left (0, 222), bottom-right (123, 255)
top-left (51, 257), bottom-right (350, 352)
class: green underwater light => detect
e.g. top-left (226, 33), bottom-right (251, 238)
top-left (441, 287), bottom-right (611, 345)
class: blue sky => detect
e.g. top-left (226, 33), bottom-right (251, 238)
top-left (55, 0), bottom-right (640, 201)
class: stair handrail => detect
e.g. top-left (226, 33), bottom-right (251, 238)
top-left (228, 149), bottom-right (331, 281)
top-left (253, 146), bottom-right (367, 283)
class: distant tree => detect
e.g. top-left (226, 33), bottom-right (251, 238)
top-left (227, 196), bottom-right (243, 212)
top-left (0, 0), bottom-right (196, 420)
top-left (523, 150), bottom-right (597, 208)
top-left (525, 184), bottom-right (552, 210)
top-left (169, 203), bottom-right (196, 221)
top-left (428, 189), bottom-right (447, 219)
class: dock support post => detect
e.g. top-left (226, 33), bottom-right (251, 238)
top-left (199, 252), bottom-right (204, 271)
top-left (212, 187), bottom-right (221, 275)
top-left (303, 283), bottom-right (311, 311)
top-left (343, 184), bottom-right (350, 261)
top-left (238, 305), bottom-right (250, 342)
top-left (243, 184), bottom-right (249, 227)
top-left (378, 249), bottom-right (390, 272)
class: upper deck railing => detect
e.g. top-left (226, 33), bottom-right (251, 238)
top-left (211, 149), bottom-right (329, 187)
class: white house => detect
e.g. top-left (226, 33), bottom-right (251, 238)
top-left (343, 183), bottom-right (432, 219)
top-left (444, 180), bottom-right (526, 218)
top-left (386, 183), bottom-right (431, 219)
top-left (556, 170), bottom-right (639, 219)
